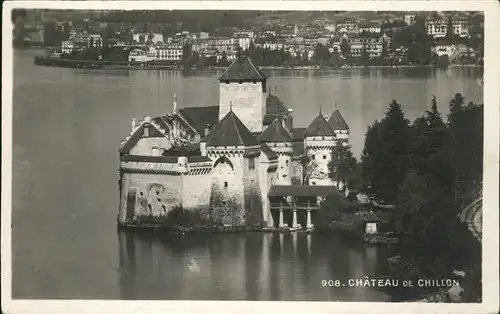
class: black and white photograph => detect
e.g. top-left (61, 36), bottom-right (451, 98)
top-left (2, 1), bottom-right (499, 313)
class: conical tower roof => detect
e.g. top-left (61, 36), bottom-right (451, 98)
top-left (304, 113), bottom-right (335, 137)
top-left (218, 55), bottom-right (267, 81)
top-left (204, 110), bottom-right (259, 146)
top-left (258, 118), bottom-right (292, 143)
top-left (327, 108), bottom-right (350, 131)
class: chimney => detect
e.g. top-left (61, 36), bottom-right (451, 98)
top-left (131, 117), bottom-right (137, 130)
top-left (204, 124), bottom-right (210, 136)
top-left (173, 93), bottom-right (177, 112)
top-left (288, 108), bottom-right (293, 114)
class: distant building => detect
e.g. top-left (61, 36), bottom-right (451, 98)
top-left (61, 40), bottom-right (74, 54)
top-left (425, 17), bottom-right (469, 38)
top-left (208, 37), bottom-right (238, 53)
top-left (432, 42), bottom-right (457, 57)
top-left (149, 45), bottom-right (184, 61)
top-left (88, 34), bottom-right (103, 48)
top-left (128, 48), bottom-right (154, 62)
top-left (234, 30), bottom-right (255, 39)
top-left (336, 19), bottom-right (358, 34)
top-left (359, 23), bottom-right (381, 34)
top-left (404, 12), bottom-right (417, 26)
top-left (236, 35), bottom-right (252, 51)
top-left (133, 32), bottom-right (164, 44)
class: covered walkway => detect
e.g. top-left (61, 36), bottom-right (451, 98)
top-left (268, 185), bottom-right (339, 229)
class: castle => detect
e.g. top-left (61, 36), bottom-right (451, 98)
top-left (118, 56), bottom-right (350, 227)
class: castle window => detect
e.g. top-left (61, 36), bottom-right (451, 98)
top-left (222, 200), bottom-right (227, 206)
top-left (323, 155), bottom-right (327, 160)
top-left (224, 181), bottom-right (228, 188)
top-left (286, 160), bottom-right (289, 166)
top-left (312, 182), bottom-right (317, 185)
top-left (249, 157), bottom-right (255, 170)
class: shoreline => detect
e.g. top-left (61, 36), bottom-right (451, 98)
top-left (33, 56), bottom-right (483, 71)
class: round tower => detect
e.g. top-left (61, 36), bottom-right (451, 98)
top-left (259, 118), bottom-right (293, 185)
top-left (303, 113), bottom-right (336, 186)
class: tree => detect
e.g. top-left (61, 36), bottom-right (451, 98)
top-left (328, 140), bottom-right (358, 192)
top-left (340, 38), bottom-right (350, 58)
top-left (361, 100), bottom-right (410, 204)
top-left (445, 15), bottom-right (454, 40)
top-left (313, 43), bottom-right (330, 66)
top-left (295, 154), bottom-right (318, 185)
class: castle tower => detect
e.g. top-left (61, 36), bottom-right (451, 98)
top-left (258, 118), bottom-right (293, 185)
top-left (204, 109), bottom-right (262, 226)
top-left (218, 55), bottom-right (267, 133)
top-left (325, 106), bottom-right (350, 141)
top-left (303, 112), bottom-right (337, 186)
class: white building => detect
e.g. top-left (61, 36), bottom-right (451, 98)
top-left (236, 36), bottom-right (252, 51)
top-left (404, 12), bottom-right (417, 26)
top-left (133, 33), bottom-right (164, 44)
top-left (432, 43), bottom-right (458, 57)
top-left (335, 19), bottom-right (358, 34)
top-left (149, 45), bottom-right (184, 61)
top-left (88, 34), bottom-right (102, 48)
top-left (61, 40), bottom-right (74, 54)
top-left (426, 17), bottom-right (470, 38)
top-left (128, 49), bottom-right (155, 62)
top-left (359, 23), bottom-right (381, 34)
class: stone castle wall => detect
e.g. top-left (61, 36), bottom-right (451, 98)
top-left (305, 136), bottom-right (336, 186)
top-left (219, 82), bottom-right (265, 133)
top-left (182, 170), bottom-right (211, 211)
top-left (118, 159), bottom-right (211, 224)
top-left (242, 155), bottom-right (263, 225)
top-left (209, 152), bottom-right (246, 225)
top-left (258, 154), bottom-right (278, 227)
top-left (119, 171), bottom-right (183, 223)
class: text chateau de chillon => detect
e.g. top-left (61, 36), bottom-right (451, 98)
top-left (117, 56), bottom-right (350, 228)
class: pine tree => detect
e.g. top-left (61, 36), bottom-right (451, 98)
top-left (361, 100), bottom-right (410, 204)
top-left (328, 140), bottom-right (358, 191)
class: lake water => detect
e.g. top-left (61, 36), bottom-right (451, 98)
top-left (11, 50), bottom-right (483, 300)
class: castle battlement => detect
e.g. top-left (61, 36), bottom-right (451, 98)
top-left (120, 155), bottom-right (211, 175)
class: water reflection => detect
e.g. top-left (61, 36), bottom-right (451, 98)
top-left (117, 231), bottom-right (391, 301)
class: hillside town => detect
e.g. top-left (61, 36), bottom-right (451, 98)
top-left (15, 10), bottom-right (484, 67)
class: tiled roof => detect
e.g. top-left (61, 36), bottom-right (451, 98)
top-left (263, 94), bottom-right (289, 126)
top-left (178, 106), bottom-right (219, 136)
top-left (268, 185), bottom-right (339, 197)
top-left (218, 55), bottom-right (267, 81)
top-left (119, 122), bottom-right (165, 154)
top-left (204, 110), bottom-right (260, 147)
top-left (261, 143), bottom-right (278, 161)
top-left (327, 108), bottom-right (350, 131)
top-left (258, 119), bottom-right (292, 143)
top-left (303, 114), bottom-right (336, 137)
top-left (266, 94), bottom-right (288, 115)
